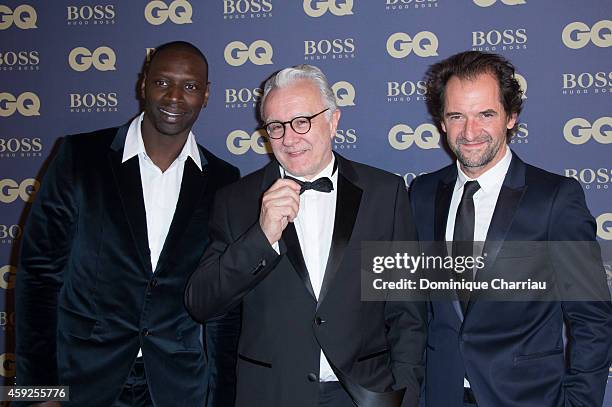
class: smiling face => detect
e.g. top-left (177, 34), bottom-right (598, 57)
top-left (442, 73), bottom-right (516, 178)
top-left (262, 79), bottom-right (340, 180)
top-left (140, 47), bottom-right (209, 141)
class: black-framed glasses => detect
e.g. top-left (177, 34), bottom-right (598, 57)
top-left (263, 108), bottom-right (330, 139)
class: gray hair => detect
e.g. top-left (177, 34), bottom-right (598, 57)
top-left (259, 64), bottom-right (338, 121)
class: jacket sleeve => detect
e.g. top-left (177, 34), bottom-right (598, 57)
top-left (549, 178), bottom-right (612, 407)
top-left (16, 137), bottom-right (79, 386)
top-left (384, 178), bottom-right (427, 407)
top-left (184, 186), bottom-right (281, 323)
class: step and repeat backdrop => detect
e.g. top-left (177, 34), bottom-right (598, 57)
top-left (1, 0), bottom-right (611, 401)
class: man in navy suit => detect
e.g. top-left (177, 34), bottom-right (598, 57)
top-left (16, 41), bottom-right (239, 406)
top-left (409, 51), bottom-right (612, 406)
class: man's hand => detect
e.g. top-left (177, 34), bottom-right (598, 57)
top-left (259, 179), bottom-right (301, 245)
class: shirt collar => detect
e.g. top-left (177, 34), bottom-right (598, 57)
top-left (279, 154), bottom-right (337, 186)
top-left (455, 146), bottom-right (512, 194)
top-left (122, 112), bottom-right (203, 171)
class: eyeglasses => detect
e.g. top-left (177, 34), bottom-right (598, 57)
top-left (263, 108), bottom-right (330, 139)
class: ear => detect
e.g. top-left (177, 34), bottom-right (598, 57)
top-left (329, 109), bottom-right (341, 140)
top-left (506, 112), bottom-right (517, 130)
top-left (440, 121), bottom-right (447, 134)
top-left (201, 82), bottom-right (211, 109)
top-left (140, 73), bottom-right (147, 100)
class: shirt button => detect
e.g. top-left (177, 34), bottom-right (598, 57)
top-left (315, 317), bottom-right (325, 326)
top-left (142, 328), bottom-right (150, 336)
top-left (307, 373), bottom-right (318, 382)
top-left (149, 278), bottom-right (158, 289)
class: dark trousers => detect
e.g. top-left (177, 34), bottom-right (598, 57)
top-left (113, 359), bottom-right (154, 407)
top-left (318, 381), bottom-right (356, 407)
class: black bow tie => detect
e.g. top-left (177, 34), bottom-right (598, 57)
top-left (285, 176), bottom-right (334, 195)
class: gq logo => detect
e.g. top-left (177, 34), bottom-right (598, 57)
top-left (303, 0), bottom-right (353, 17)
top-left (0, 92), bottom-right (40, 117)
top-left (224, 40), bottom-right (273, 66)
top-left (563, 117), bottom-right (612, 145)
top-left (386, 32), bottom-right (439, 59)
top-left (597, 213), bottom-right (612, 240)
top-left (0, 266), bottom-right (16, 290)
top-left (144, 0), bottom-right (192, 25)
top-left (0, 353), bottom-right (15, 377)
top-left (0, 4), bottom-right (37, 30)
top-left (0, 178), bottom-right (39, 203)
top-left (473, 0), bottom-right (525, 6)
top-left (226, 129), bottom-right (271, 155)
top-left (515, 73), bottom-right (527, 99)
top-left (388, 124), bottom-right (440, 150)
top-left (332, 81), bottom-right (355, 107)
top-left (69, 46), bottom-right (116, 72)
top-left (562, 20), bottom-right (612, 49)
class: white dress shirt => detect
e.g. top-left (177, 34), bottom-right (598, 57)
top-left (122, 112), bottom-right (202, 357)
top-left (274, 156), bottom-right (339, 382)
top-left (445, 147), bottom-right (512, 388)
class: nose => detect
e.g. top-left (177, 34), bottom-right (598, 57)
top-left (463, 117), bottom-right (480, 140)
top-left (282, 123), bottom-right (300, 146)
top-left (165, 85), bottom-right (182, 103)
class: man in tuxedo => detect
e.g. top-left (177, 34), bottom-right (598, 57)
top-left (410, 51), bottom-right (612, 406)
top-left (16, 41), bottom-right (240, 406)
top-left (185, 64), bottom-right (427, 407)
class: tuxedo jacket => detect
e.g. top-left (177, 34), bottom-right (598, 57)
top-left (409, 152), bottom-right (612, 407)
top-left (185, 154), bottom-right (427, 407)
top-left (15, 123), bottom-right (240, 406)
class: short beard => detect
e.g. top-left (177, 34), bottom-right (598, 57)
top-left (451, 134), bottom-right (502, 169)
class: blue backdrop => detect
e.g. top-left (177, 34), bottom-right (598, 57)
top-left (1, 0), bottom-right (610, 402)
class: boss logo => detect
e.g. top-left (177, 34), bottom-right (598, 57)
top-left (0, 137), bottom-right (42, 158)
top-left (386, 32), bottom-right (439, 59)
top-left (563, 117), bottom-right (612, 145)
top-left (509, 122), bottom-right (528, 144)
top-left (565, 168), bottom-right (611, 190)
top-left (0, 178), bottom-right (40, 204)
top-left (473, 0), bottom-right (525, 6)
top-left (385, 0), bottom-right (438, 10)
top-left (223, 0), bottom-right (272, 17)
top-left (0, 311), bottom-right (15, 327)
top-left (0, 51), bottom-right (39, 70)
top-left (562, 72), bottom-right (612, 95)
top-left (388, 123), bottom-right (440, 150)
top-left (331, 81), bottom-right (355, 107)
top-left (69, 92), bottom-right (118, 112)
top-left (562, 20), bottom-right (612, 49)
top-left (66, 4), bottom-right (115, 25)
top-left (0, 353), bottom-right (15, 377)
top-left (224, 40), bottom-right (273, 66)
top-left (225, 88), bottom-right (262, 108)
top-left (387, 80), bottom-right (427, 103)
top-left (0, 92), bottom-right (40, 117)
top-left (472, 28), bottom-right (527, 50)
top-left (333, 129), bottom-right (357, 149)
top-left (303, 0), bottom-right (353, 17)
top-left (0, 5), bottom-right (37, 30)
top-left (0, 266), bottom-right (16, 290)
top-left (304, 38), bottom-right (355, 60)
top-left (68, 46), bottom-right (116, 72)
top-left (395, 171), bottom-right (428, 187)
top-left (144, 0), bottom-right (192, 25)
top-left (597, 213), bottom-right (612, 240)
top-left (226, 130), bottom-right (271, 155)
top-left (0, 224), bottom-right (21, 242)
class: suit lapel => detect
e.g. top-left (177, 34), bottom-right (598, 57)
top-left (466, 153), bottom-right (527, 314)
top-left (155, 158), bottom-right (207, 273)
top-left (317, 169), bottom-right (362, 307)
top-left (108, 125), bottom-right (152, 273)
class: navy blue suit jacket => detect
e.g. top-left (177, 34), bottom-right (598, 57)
top-left (16, 124), bottom-right (240, 406)
top-left (410, 152), bottom-right (612, 407)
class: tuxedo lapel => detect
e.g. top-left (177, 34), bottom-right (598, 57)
top-left (317, 169), bottom-right (362, 307)
top-left (108, 125), bottom-right (152, 273)
top-left (155, 158), bottom-right (207, 273)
